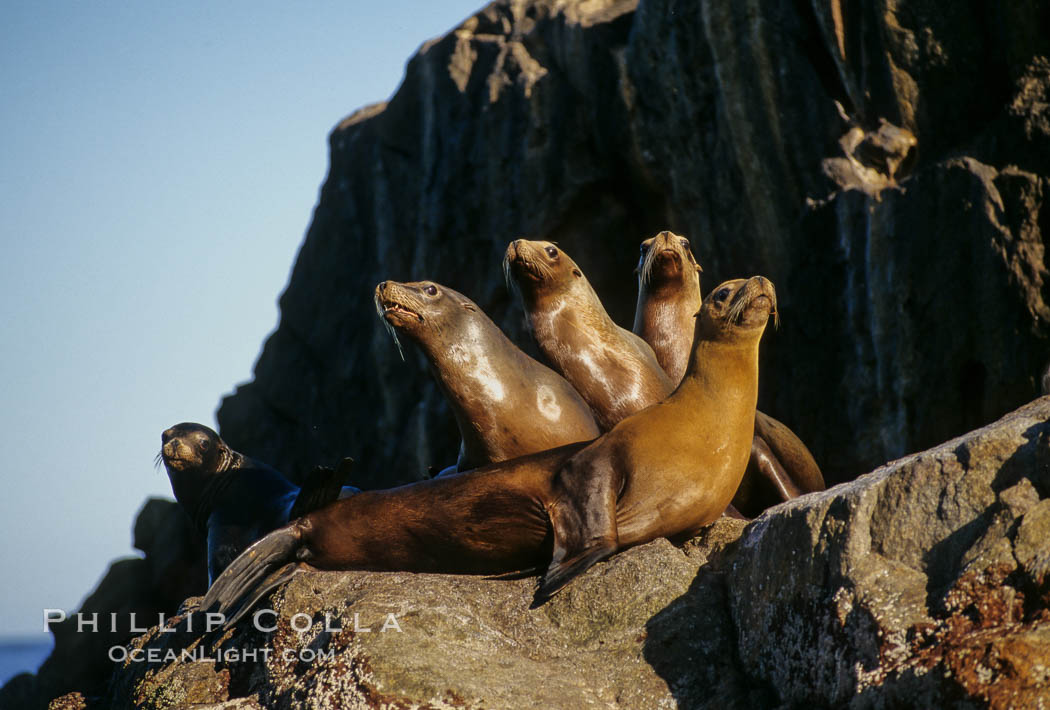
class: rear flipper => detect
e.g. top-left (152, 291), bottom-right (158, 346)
top-left (533, 456), bottom-right (621, 606)
top-left (753, 412), bottom-right (824, 492)
top-left (722, 504), bottom-right (749, 521)
top-left (751, 436), bottom-right (802, 500)
top-left (290, 458), bottom-right (358, 520)
top-left (200, 523), bottom-right (305, 628)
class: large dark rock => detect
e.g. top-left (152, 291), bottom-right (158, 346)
top-left (100, 397), bottom-right (1050, 709)
top-left (216, 0), bottom-right (1049, 489)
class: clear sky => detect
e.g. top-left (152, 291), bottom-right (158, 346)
top-left (0, 1), bottom-right (482, 640)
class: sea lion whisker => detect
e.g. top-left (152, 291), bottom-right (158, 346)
top-left (154, 451), bottom-right (165, 469)
top-left (374, 291), bottom-right (406, 361)
top-left (725, 293), bottom-right (749, 326)
top-left (502, 255), bottom-right (516, 295)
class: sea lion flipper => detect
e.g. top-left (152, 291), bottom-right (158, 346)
top-left (222, 563), bottom-right (300, 628)
top-left (750, 436), bottom-right (803, 501)
top-left (533, 545), bottom-right (616, 606)
top-left (290, 459), bottom-right (357, 520)
top-left (533, 456), bottom-right (620, 604)
top-left (753, 413), bottom-right (825, 493)
top-left (200, 523), bottom-right (304, 626)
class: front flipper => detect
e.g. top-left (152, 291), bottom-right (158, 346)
top-left (533, 455), bottom-right (621, 605)
top-left (532, 545), bottom-right (616, 607)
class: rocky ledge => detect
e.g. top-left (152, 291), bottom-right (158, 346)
top-left (48, 396), bottom-right (1047, 709)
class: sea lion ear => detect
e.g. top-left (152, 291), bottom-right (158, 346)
top-left (572, 268), bottom-right (583, 278)
top-left (462, 301), bottom-right (477, 312)
top-left (696, 263), bottom-right (703, 273)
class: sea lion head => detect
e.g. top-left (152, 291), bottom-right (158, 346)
top-left (374, 280), bottom-right (479, 353)
top-left (159, 422), bottom-right (233, 475)
top-left (697, 276), bottom-right (778, 343)
top-left (637, 231), bottom-right (702, 291)
top-left (503, 239), bottom-right (585, 302)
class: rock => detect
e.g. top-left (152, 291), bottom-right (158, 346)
top-left (46, 692), bottom-right (87, 710)
top-left (215, 0), bottom-right (1049, 491)
top-left (729, 395), bottom-right (1050, 708)
top-left (103, 517), bottom-right (750, 710)
top-left (102, 397), bottom-right (1050, 708)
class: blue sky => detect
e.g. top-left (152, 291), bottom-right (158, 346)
top-left (0, 1), bottom-right (482, 640)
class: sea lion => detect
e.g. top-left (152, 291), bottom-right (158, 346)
top-left (631, 231), bottom-right (825, 516)
top-left (374, 280), bottom-right (599, 473)
top-left (199, 276), bottom-right (774, 623)
top-left (632, 230), bottom-right (704, 383)
top-left (503, 239), bottom-right (673, 431)
top-left (159, 423), bottom-right (359, 582)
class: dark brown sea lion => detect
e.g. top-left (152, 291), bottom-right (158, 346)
top-left (374, 280), bottom-right (599, 473)
top-left (199, 277), bottom-right (773, 623)
top-left (503, 239), bottom-right (673, 431)
top-left (630, 232), bottom-right (825, 516)
top-left (159, 423), bottom-right (358, 582)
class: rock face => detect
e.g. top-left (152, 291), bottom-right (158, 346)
top-left (92, 397), bottom-right (1050, 709)
top-left (216, 0), bottom-right (1050, 489)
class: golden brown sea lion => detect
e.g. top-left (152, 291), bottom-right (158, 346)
top-left (199, 277), bottom-right (774, 622)
top-left (503, 239), bottom-right (673, 431)
top-left (631, 231), bottom-right (825, 516)
top-left (373, 280), bottom-right (599, 472)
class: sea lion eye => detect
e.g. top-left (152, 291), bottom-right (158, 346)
top-left (199, 438), bottom-right (211, 451)
top-left (544, 246), bottom-right (558, 258)
top-left (424, 285), bottom-right (438, 296)
top-left (680, 238), bottom-right (690, 249)
top-left (715, 287), bottom-right (731, 303)
top-left (640, 243), bottom-right (650, 254)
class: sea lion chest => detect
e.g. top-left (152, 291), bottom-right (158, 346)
top-left (206, 466), bottom-right (298, 579)
top-left (610, 396), bottom-right (754, 545)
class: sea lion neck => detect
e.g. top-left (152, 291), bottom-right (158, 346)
top-left (678, 338), bottom-right (760, 398)
top-left (166, 445), bottom-right (238, 532)
top-left (524, 276), bottom-right (616, 342)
